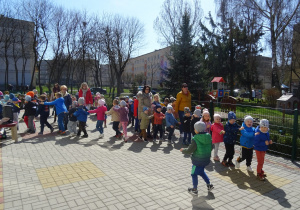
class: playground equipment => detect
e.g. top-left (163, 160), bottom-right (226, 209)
top-left (210, 77), bottom-right (226, 100)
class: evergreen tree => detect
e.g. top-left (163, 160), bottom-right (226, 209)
top-left (164, 11), bottom-right (206, 97)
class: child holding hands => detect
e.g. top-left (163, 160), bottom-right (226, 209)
top-left (88, 99), bottom-right (107, 139)
top-left (211, 114), bottom-right (225, 161)
top-left (165, 105), bottom-right (180, 145)
top-left (254, 119), bottom-right (272, 180)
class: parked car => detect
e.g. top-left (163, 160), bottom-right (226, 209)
top-left (90, 87), bottom-right (107, 95)
top-left (240, 92), bottom-right (250, 98)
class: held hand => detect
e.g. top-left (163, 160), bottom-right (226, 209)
top-left (269, 140), bottom-right (273, 144)
top-left (239, 127), bottom-right (244, 131)
top-left (40, 102), bottom-right (44, 105)
top-left (180, 148), bottom-right (184, 152)
top-left (178, 122), bottom-right (181, 125)
top-left (171, 125), bottom-right (174, 128)
top-left (221, 130), bottom-right (225, 134)
top-left (265, 140), bottom-right (269, 145)
top-left (255, 132), bottom-right (260, 136)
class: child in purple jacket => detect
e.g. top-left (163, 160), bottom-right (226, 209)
top-left (114, 100), bottom-right (129, 142)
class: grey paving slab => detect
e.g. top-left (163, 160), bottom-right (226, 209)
top-left (0, 110), bottom-right (299, 210)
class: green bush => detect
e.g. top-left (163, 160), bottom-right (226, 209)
top-left (263, 88), bottom-right (281, 107)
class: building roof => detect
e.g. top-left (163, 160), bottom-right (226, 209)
top-left (277, 94), bottom-right (295, 102)
top-left (211, 77), bottom-right (226, 83)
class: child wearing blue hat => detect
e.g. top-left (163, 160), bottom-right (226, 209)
top-left (222, 112), bottom-right (244, 167)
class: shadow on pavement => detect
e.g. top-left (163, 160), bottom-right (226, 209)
top-left (191, 192), bottom-right (215, 210)
top-left (219, 168), bottom-right (291, 208)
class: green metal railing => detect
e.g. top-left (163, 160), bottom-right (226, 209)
top-left (194, 100), bottom-right (300, 161)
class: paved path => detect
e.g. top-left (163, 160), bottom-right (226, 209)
top-left (0, 111), bottom-right (299, 210)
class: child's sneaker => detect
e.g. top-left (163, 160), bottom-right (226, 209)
top-left (50, 127), bottom-right (54, 133)
top-left (57, 130), bottom-right (62, 134)
top-left (188, 188), bottom-right (198, 195)
top-left (257, 173), bottom-right (266, 181)
top-left (207, 184), bottom-right (214, 192)
top-left (61, 131), bottom-right (67, 135)
top-left (167, 140), bottom-right (172, 145)
top-left (159, 138), bottom-right (163, 143)
top-left (213, 156), bottom-right (220, 161)
top-left (221, 160), bottom-right (229, 167)
top-left (228, 161), bottom-right (235, 167)
top-left (261, 169), bottom-right (267, 177)
top-left (82, 134), bottom-right (88, 138)
top-left (247, 166), bottom-right (253, 172)
top-left (38, 132), bottom-right (43, 135)
top-left (235, 160), bottom-right (240, 169)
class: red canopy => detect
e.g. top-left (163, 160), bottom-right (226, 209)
top-left (211, 77), bottom-right (226, 83)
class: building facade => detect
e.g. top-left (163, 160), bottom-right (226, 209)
top-left (123, 47), bottom-right (171, 88)
top-left (0, 16), bottom-right (34, 90)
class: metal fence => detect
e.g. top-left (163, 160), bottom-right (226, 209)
top-left (194, 100), bottom-right (300, 161)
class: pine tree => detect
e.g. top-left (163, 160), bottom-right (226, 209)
top-left (164, 11), bottom-right (204, 97)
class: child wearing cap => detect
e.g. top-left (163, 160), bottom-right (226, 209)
top-left (222, 112), bottom-right (244, 167)
top-left (73, 97), bottom-right (90, 138)
top-left (180, 121), bottom-right (214, 195)
top-left (254, 119), bottom-right (272, 180)
top-left (211, 114), bottom-right (225, 161)
top-left (138, 107), bottom-right (153, 142)
top-left (113, 100), bottom-right (129, 142)
top-left (235, 115), bottom-right (256, 172)
top-left (191, 109), bottom-right (201, 136)
top-left (7, 97), bottom-right (21, 129)
top-left (42, 92), bottom-right (68, 135)
top-left (35, 95), bottom-right (54, 135)
top-left (182, 107), bottom-right (192, 145)
top-left (165, 105), bottom-right (180, 145)
top-left (88, 99), bottom-right (107, 139)
top-left (24, 95), bottom-right (37, 133)
top-left (200, 109), bottom-right (211, 134)
top-left (105, 99), bottom-right (122, 139)
top-left (153, 104), bottom-right (165, 143)
top-left (68, 100), bottom-right (78, 136)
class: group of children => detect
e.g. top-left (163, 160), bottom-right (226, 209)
top-left (1, 90), bottom-right (273, 196)
top-left (180, 110), bottom-right (273, 195)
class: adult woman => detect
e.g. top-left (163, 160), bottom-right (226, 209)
top-left (137, 85), bottom-right (153, 138)
top-left (60, 85), bottom-right (72, 129)
top-left (175, 83), bottom-right (191, 137)
top-left (78, 82), bottom-right (93, 110)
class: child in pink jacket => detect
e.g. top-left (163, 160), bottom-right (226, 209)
top-left (88, 99), bottom-right (107, 138)
top-left (211, 114), bottom-right (225, 161)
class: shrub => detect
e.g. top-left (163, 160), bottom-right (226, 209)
top-left (263, 88), bottom-right (281, 107)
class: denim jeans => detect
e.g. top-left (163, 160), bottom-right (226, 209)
top-left (178, 111), bottom-right (184, 134)
top-left (135, 117), bottom-right (140, 132)
top-left (58, 112), bottom-right (65, 132)
top-left (183, 132), bottom-right (191, 144)
top-left (40, 115), bottom-right (52, 133)
top-left (96, 120), bottom-right (104, 134)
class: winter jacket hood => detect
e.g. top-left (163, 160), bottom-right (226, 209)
top-left (240, 122), bottom-right (255, 148)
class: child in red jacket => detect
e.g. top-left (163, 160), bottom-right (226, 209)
top-left (153, 104), bottom-right (165, 143)
top-left (211, 114), bottom-right (225, 161)
top-left (88, 99), bottom-right (107, 138)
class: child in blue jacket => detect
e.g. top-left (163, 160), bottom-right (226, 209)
top-left (254, 119), bottom-right (272, 181)
top-left (73, 97), bottom-right (89, 138)
top-left (42, 92), bottom-right (67, 135)
top-left (165, 105), bottom-right (180, 145)
top-left (235, 115), bottom-right (255, 172)
top-left (222, 112), bottom-right (243, 167)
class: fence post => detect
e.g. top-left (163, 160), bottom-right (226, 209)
top-left (292, 109), bottom-right (298, 162)
top-left (209, 100), bottom-right (214, 121)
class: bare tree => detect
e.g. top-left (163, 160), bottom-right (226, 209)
top-left (154, 0), bottom-right (203, 46)
top-left (102, 14), bottom-right (144, 96)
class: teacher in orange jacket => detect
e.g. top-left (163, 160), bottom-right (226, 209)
top-left (175, 83), bottom-right (191, 137)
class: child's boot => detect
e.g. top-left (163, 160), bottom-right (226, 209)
top-left (228, 161), bottom-right (235, 167)
top-left (207, 184), bottom-right (214, 192)
top-left (188, 188), bottom-right (198, 195)
top-left (257, 173), bottom-right (266, 181)
top-left (261, 169), bottom-right (267, 177)
top-left (221, 160), bottom-right (229, 167)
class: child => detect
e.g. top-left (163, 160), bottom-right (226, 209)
top-left (94, 92), bottom-right (101, 108)
top-left (165, 105), bottom-right (180, 145)
top-left (161, 98), bottom-right (169, 133)
top-left (24, 95), bottom-right (37, 133)
top-left (68, 101), bottom-right (78, 136)
top-left (128, 99), bottom-right (134, 127)
top-left (211, 114), bottom-right (225, 161)
top-left (138, 107), bottom-right (153, 142)
top-left (200, 109), bottom-right (211, 134)
top-left (0, 91), bottom-right (3, 119)
top-left (133, 96), bottom-right (140, 133)
top-left (222, 112), bottom-right (243, 167)
top-left (42, 92), bottom-right (68, 135)
top-left (153, 104), bottom-right (165, 143)
top-left (254, 119), bottom-right (272, 180)
top-left (180, 121), bottom-right (214, 195)
top-left (182, 107), bottom-right (192, 145)
top-left (113, 100), bottom-right (129, 141)
top-left (7, 97), bottom-right (21, 129)
top-left (105, 99), bottom-right (122, 138)
top-left (101, 95), bottom-right (108, 128)
top-left (88, 99), bottom-right (107, 138)
top-left (191, 109), bottom-right (201, 136)
top-left (35, 95), bottom-right (54, 135)
top-left (73, 97), bottom-right (89, 138)
top-left (235, 115), bottom-right (256, 172)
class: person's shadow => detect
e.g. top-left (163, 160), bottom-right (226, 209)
top-left (220, 168), bottom-right (291, 208)
top-left (191, 192), bottom-right (215, 210)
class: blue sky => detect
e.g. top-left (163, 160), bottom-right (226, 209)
top-left (52, 0), bottom-right (217, 56)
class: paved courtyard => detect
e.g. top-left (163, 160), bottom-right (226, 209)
top-left (0, 112), bottom-right (300, 210)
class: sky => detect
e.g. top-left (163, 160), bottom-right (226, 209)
top-left (52, 0), bottom-right (217, 56)
top-left (51, 0), bottom-right (270, 57)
